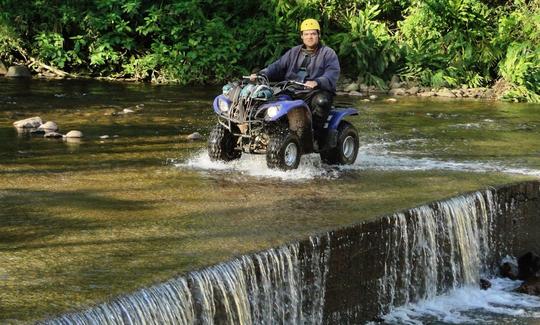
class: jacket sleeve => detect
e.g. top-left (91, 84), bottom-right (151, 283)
top-left (315, 48), bottom-right (340, 93)
top-left (259, 49), bottom-right (293, 82)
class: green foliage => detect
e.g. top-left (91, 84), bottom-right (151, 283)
top-left (496, 1), bottom-right (540, 102)
top-left (327, 4), bottom-right (398, 88)
top-left (35, 32), bottom-right (69, 68)
top-left (398, 0), bottom-right (498, 88)
top-left (0, 0), bottom-right (539, 101)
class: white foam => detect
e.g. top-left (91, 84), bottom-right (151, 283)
top-left (344, 143), bottom-right (540, 177)
top-left (172, 140), bottom-right (540, 180)
top-left (174, 150), bottom-right (338, 181)
top-left (382, 278), bottom-right (540, 324)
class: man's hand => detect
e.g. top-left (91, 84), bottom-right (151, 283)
top-left (305, 80), bottom-right (318, 89)
top-left (249, 74), bottom-right (257, 82)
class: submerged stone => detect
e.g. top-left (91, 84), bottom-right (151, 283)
top-left (13, 116), bottom-right (42, 128)
top-left (64, 130), bottom-right (83, 138)
top-left (500, 261), bottom-right (518, 280)
top-left (480, 278), bottom-right (491, 290)
top-left (187, 132), bottom-right (203, 140)
top-left (516, 277), bottom-right (540, 296)
top-left (44, 132), bottom-right (63, 139)
top-left (38, 121), bottom-right (59, 132)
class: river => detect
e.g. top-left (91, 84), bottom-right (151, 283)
top-left (0, 78), bottom-right (539, 323)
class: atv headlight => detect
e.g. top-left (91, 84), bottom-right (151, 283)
top-left (218, 98), bottom-right (230, 112)
top-left (266, 105), bottom-right (281, 118)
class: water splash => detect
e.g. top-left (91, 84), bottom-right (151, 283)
top-left (173, 139), bottom-right (540, 179)
top-left (382, 278), bottom-right (540, 324)
top-left (42, 234), bottom-right (331, 325)
top-left (175, 149), bottom-right (339, 181)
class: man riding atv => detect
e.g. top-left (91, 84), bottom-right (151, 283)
top-left (250, 18), bottom-right (340, 149)
top-left (208, 19), bottom-right (358, 170)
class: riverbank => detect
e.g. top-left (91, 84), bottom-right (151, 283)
top-left (336, 77), bottom-right (515, 102)
top-left (0, 61), bottom-right (519, 103)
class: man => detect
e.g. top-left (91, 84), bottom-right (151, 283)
top-left (251, 18), bottom-right (340, 146)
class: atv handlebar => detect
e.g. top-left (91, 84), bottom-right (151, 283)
top-left (242, 76), bottom-right (309, 88)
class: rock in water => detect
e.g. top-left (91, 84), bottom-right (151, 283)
top-left (480, 278), bottom-right (491, 290)
top-left (13, 116), bottom-right (42, 128)
top-left (187, 132), bottom-right (203, 140)
top-left (44, 132), bottom-right (63, 138)
top-left (518, 252), bottom-right (540, 280)
top-left (5, 65), bottom-right (31, 78)
top-left (500, 259), bottom-right (518, 280)
top-left (38, 121), bottom-right (59, 132)
top-left (516, 277), bottom-right (540, 296)
top-left (64, 130), bottom-right (83, 138)
top-left (0, 61), bottom-right (7, 75)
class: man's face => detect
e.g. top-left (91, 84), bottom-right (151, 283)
top-left (301, 30), bottom-right (319, 49)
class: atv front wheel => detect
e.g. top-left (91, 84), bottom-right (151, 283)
top-left (208, 123), bottom-right (241, 161)
top-left (320, 121), bottom-right (359, 165)
top-left (266, 129), bottom-right (301, 170)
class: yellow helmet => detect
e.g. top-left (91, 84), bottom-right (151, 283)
top-left (300, 19), bottom-right (320, 32)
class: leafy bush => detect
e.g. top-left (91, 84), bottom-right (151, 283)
top-left (327, 4), bottom-right (398, 88)
top-left (496, 1), bottom-right (540, 102)
top-left (398, 0), bottom-right (498, 88)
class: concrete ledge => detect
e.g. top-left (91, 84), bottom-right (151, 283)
top-left (42, 181), bottom-right (540, 324)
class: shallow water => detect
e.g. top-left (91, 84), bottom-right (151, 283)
top-left (0, 78), bottom-right (539, 322)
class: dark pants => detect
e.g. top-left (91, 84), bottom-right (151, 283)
top-left (290, 89), bottom-right (334, 143)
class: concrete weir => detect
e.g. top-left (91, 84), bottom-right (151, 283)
top-left (42, 181), bottom-right (540, 324)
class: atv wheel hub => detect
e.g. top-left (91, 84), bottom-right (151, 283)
top-left (343, 135), bottom-right (355, 159)
top-left (284, 143), bottom-right (298, 167)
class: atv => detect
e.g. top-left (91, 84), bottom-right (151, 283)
top-left (208, 75), bottom-right (359, 170)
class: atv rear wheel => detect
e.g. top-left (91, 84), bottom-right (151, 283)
top-left (320, 121), bottom-right (359, 165)
top-left (208, 123), bottom-right (241, 161)
top-left (266, 128), bottom-right (301, 170)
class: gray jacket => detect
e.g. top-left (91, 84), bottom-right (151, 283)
top-left (260, 44), bottom-right (340, 93)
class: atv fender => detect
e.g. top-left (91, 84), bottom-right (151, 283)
top-left (326, 108), bottom-right (358, 130)
top-left (325, 108), bottom-right (359, 148)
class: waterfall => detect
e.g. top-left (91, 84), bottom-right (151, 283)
top-left (378, 190), bottom-right (497, 310)
top-left (43, 234), bottom-right (331, 325)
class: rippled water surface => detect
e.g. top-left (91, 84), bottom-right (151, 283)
top-left (1, 78), bottom-right (539, 322)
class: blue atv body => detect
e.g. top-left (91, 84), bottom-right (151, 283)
top-left (208, 78), bottom-right (359, 170)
